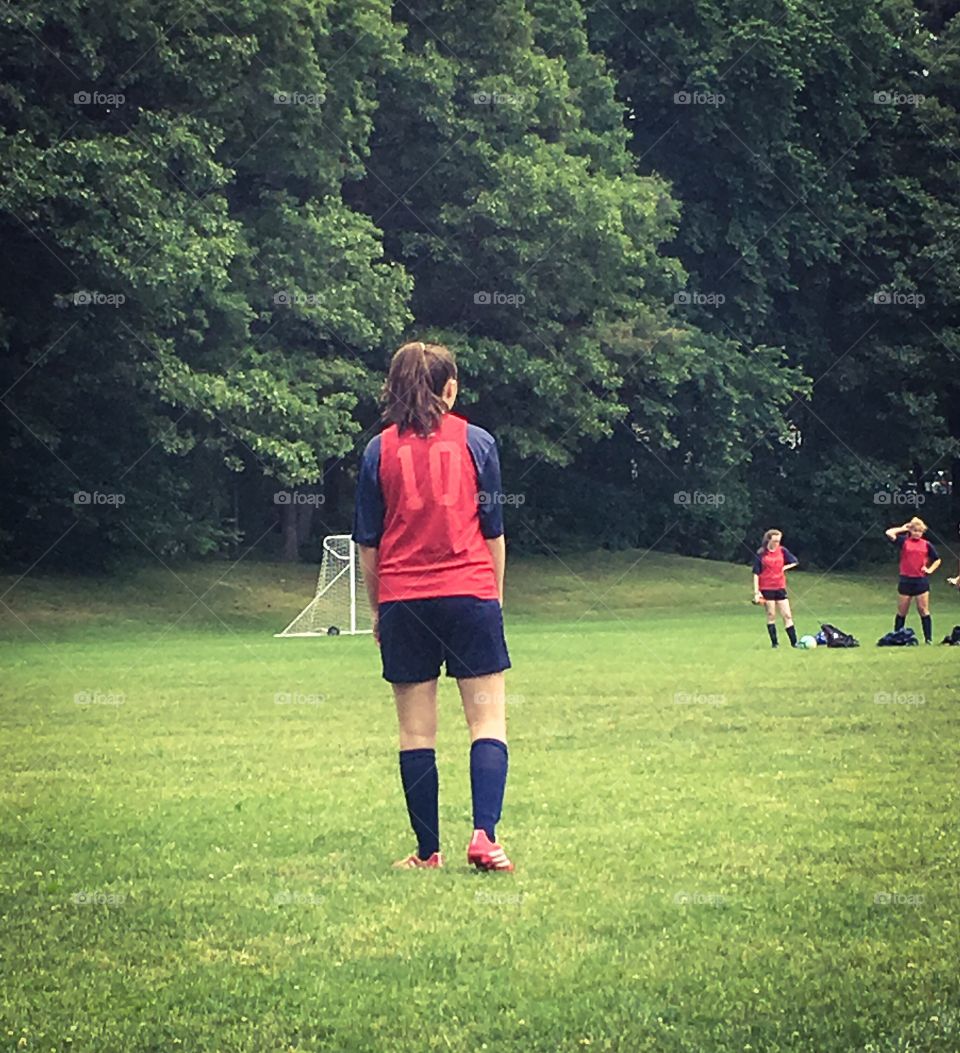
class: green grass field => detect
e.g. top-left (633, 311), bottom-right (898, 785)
top-left (2, 551), bottom-right (959, 1052)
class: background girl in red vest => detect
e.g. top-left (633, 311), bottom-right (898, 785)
top-left (353, 341), bottom-right (514, 871)
top-left (884, 516), bottom-right (941, 643)
top-left (752, 529), bottom-right (799, 648)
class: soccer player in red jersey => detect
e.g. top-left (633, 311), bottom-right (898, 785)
top-left (353, 341), bottom-right (514, 872)
top-left (884, 516), bottom-right (941, 643)
top-left (752, 529), bottom-right (799, 648)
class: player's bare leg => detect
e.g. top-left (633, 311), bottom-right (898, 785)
top-left (776, 599), bottom-right (798, 647)
top-left (394, 679), bottom-right (439, 749)
top-left (459, 672), bottom-right (506, 743)
top-left (894, 593), bottom-right (911, 633)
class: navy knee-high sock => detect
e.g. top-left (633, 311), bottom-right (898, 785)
top-left (785, 624), bottom-right (798, 647)
top-left (894, 613), bottom-right (905, 631)
top-left (767, 624), bottom-right (778, 647)
top-left (921, 614), bottom-right (932, 642)
top-left (470, 738), bottom-right (508, 841)
top-left (398, 749), bottom-right (439, 860)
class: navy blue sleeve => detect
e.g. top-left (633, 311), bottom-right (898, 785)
top-left (927, 541), bottom-right (939, 563)
top-left (892, 534), bottom-right (905, 548)
top-left (351, 434), bottom-right (383, 547)
top-left (783, 548), bottom-right (798, 565)
top-left (466, 424), bottom-right (504, 539)
top-left (751, 554), bottom-right (762, 574)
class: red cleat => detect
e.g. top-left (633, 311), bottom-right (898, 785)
top-left (467, 829), bottom-right (514, 872)
top-left (392, 851), bottom-right (443, 869)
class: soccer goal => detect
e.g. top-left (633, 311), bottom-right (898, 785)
top-left (274, 534), bottom-right (372, 637)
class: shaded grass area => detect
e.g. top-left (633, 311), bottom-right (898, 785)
top-left (1, 553), bottom-right (959, 1051)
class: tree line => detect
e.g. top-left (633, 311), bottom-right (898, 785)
top-left (1, 0), bottom-right (957, 570)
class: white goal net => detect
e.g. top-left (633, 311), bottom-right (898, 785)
top-left (275, 534), bottom-right (372, 637)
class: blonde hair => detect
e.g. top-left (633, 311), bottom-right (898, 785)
top-left (907, 516), bottom-right (928, 532)
top-left (381, 341), bottom-right (457, 437)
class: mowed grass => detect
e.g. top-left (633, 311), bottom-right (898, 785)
top-left (1, 551), bottom-right (959, 1053)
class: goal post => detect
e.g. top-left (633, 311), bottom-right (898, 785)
top-left (274, 534), bottom-right (372, 637)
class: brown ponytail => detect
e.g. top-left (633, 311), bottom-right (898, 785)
top-left (381, 341), bottom-right (457, 437)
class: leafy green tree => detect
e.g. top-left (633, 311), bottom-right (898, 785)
top-left (350, 0), bottom-right (804, 556)
top-left (3, 0), bottom-right (954, 572)
top-left (0, 0), bottom-right (411, 565)
top-left (348, 0), bottom-right (681, 459)
top-left (588, 0), bottom-right (959, 562)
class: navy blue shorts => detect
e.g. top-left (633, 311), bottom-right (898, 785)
top-left (760, 588), bottom-right (788, 601)
top-left (378, 596), bottom-right (511, 684)
top-left (898, 576), bottom-right (929, 596)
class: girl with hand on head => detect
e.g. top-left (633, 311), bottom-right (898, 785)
top-left (885, 516), bottom-right (941, 644)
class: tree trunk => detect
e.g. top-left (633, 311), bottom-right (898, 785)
top-left (280, 501), bottom-right (299, 562)
top-left (296, 501), bottom-right (314, 548)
